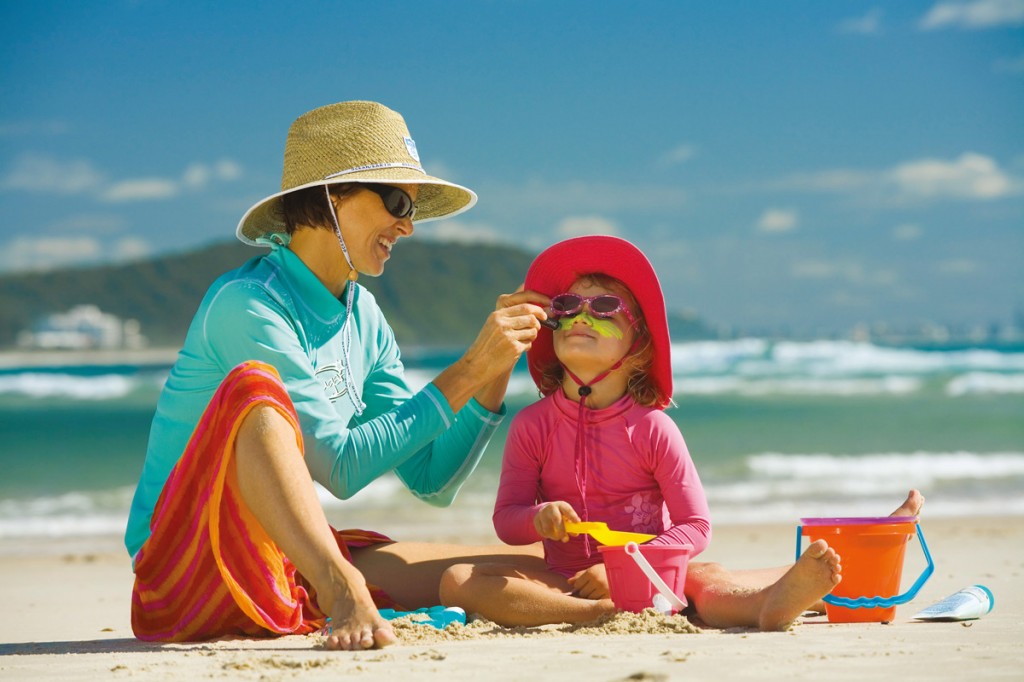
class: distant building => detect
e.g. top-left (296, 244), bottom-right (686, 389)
top-left (17, 305), bottom-right (147, 350)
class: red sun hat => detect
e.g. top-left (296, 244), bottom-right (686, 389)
top-left (524, 235), bottom-right (673, 409)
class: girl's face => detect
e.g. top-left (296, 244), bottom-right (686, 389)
top-left (334, 183), bottom-right (418, 277)
top-left (552, 278), bottom-right (638, 375)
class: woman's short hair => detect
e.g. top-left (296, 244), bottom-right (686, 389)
top-left (278, 183), bottom-right (360, 234)
top-left (535, 273), bottom-right (660, 407)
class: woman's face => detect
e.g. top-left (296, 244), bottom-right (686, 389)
top-left (334, 183), bottom-right (418, 277)
top-left (552, 278), bottom-right (637, 375)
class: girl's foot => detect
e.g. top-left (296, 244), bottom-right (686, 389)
top-left (758, 539), bottom-right (841, 631)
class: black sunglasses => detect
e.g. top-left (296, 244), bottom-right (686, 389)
top-left (362, 183), bottom-right (416, 220)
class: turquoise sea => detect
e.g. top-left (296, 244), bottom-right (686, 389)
top-left (1, 339), bottom-right (1023, 555)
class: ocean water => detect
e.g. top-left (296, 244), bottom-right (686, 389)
top-left (1, 339), bottom-right (1022, 555)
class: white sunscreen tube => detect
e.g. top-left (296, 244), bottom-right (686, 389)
top-left (912, 584), bottom-right (994, 621)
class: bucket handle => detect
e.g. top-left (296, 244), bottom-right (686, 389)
top-left (795, 524), bottom-right (935, 609)
top-left (625, 542), bottom-right (687, 613)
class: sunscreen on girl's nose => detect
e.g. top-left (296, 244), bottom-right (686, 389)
top-left (912, 584), bottom-right (994, 621)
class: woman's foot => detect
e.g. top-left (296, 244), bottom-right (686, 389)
top-left (758, 539), bottom-right (841, 631)
top-left (322, 597), bottom-right (397, 650)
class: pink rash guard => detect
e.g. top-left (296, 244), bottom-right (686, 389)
top-left (493, 389), bottom-right (711, 577)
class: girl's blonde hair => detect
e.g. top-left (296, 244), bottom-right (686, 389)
top-left (536, 273), bottom-right (662, 407)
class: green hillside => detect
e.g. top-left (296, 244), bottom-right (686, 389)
top-left (0, 239), bottom-right (716, 349)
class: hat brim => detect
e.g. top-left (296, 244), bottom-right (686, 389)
top-left (236, 170), bottom-right (477, 246)
top-left (524, 235), bottom-right (673, 408)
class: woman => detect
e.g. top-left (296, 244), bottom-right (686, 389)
top-left (126, 101), bottom-right (550, 650)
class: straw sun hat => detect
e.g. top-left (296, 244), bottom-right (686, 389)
top-left (524, 235), bottom-right (674, 409)
top-left (236, 101), bottom-right (477, 245)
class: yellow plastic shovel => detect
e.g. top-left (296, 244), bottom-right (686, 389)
top-left (564, 521), bottom-right (655, 546)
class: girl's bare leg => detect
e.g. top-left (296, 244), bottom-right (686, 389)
top-left (686, 540), bottom-right (840, 630)
top-left (234, 405), bottom-right (395, 651)
top-left (684, 489), bottom-right (924, 629)
top-left (437, 562), bottom-right (616, 627)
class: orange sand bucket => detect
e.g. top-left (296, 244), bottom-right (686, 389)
top-left (797, 517), bottom-right (934, 623)
top-left (599, 543), bottom-right (692, 614)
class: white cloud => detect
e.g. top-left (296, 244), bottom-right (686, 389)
top-left (768, 152), bottom-right (1016, 203)
top-left (555, 215), bottom-right (620, 238)
top-left (182, 163), bottom-right (211, 189)
top-left (937, 258), bottom-right (979, 274)
top-left (488, 180), bottom-right (687, 214)
top-left (888, 152), bottom-right (1012, 200)
top-left (111, 237), bottom-right (152, 261)
top-left (994, 53), bottom-right (1024, 73)
top-left (101, 178), bottom-right (179, 202)
top-left (765, 168), bottom-right (874, 193)
top-left (0, 153), bottom-right (104, 194)
top-left (416, 219), bottom-right (510, 245)
top-left (919, 0), bottom-right (1024, 30)
top-left (0, 120), bottom-right (70, 137)
top-left (661, 144), bottom-right (697, 167)
top-left (1, 236), bottom-right (103, 272)
top-left (839, 8), bottom-right (885, 35)
top-left (756, 208), bottom-right (799, 233)
top-left (791, 260), bottom-right (898, 287)
top-left (825, 290), bottom-right (871, 309)
top-left (215, 159), bottom-right (242, 180)
top-left (182, 159), bottom-right (243, 189)
top-left (1, 152), bottom-right (243, 201)
top-left (792, 260), bottom-right (863, 280)
top-left (892, 223), bottom-right (924, 241)
top-left (0, 234), bottom-right (154, 272)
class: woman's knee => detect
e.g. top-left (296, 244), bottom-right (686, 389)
top-left (237, 404), bottom-right (301, 460)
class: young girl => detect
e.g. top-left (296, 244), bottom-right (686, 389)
top-left (440, 235), bottom-right (712, 626)
top-left (440, 235), bottom-right (890, 630)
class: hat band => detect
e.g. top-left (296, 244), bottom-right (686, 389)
top-left (324, 162), bottom-right (425, 180)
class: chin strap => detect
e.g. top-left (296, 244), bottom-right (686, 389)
top-left (326, 185), bottom-right (359, 282)
top-left (562, 359), bottom-right (627, 559)
top-left (325, 186), bottom-right (365, 415)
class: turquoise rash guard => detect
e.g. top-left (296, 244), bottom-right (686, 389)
top-left (125, 240), bottom-right (504, 559)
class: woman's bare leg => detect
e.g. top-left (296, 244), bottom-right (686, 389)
top-left (234, 404), bottom-right (395, 651)
top-left (437, 562), bottom-right (616, 627)
top-left (349, 542), bottom-right (545, 609)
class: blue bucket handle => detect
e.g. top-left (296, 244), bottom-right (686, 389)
top-left (795, 523), bottom-right (934, 609)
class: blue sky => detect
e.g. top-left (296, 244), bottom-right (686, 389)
top-left (2, 1), bottom-right (1022, 335)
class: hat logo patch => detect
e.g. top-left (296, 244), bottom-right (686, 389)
top-left (404, 136), bottom-right (420, 162)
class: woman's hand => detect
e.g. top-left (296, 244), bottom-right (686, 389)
top-left (433, 286), bottom-right (550, 412)
top-left (532, 500), bottom-right (579, 542)
top-left (568, 564), bottom-right (610, 600)
top-left (470, 286), bottom-right (551, 379)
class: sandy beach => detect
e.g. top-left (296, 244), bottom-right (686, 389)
top-left (2, 516), bottom-right (1021, 681)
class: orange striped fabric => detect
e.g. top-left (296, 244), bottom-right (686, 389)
top-left (131, 361), bottom-right (400, 642)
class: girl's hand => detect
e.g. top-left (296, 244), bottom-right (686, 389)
top-left (532, 501), bottom-right (579, 542)
top-left (568, 564), bottom-right (610, 600)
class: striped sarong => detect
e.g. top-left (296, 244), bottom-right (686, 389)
top-left (131, 361), bottom-right (400, 642)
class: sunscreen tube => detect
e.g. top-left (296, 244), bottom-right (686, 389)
top-left (912, 584), bottom-right (994, 621)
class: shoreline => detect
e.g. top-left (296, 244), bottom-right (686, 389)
top-left (0, 346), bottom-right (181, 370)
top-left (2, 516), bottom-right (1021, 680)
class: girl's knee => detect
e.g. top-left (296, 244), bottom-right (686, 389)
top-left (438, 563), bottom-right (474, 605)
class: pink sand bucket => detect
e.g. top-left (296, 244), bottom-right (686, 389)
top-left (599, 542), bottom-right (692, 614)
top-left (797, 517), bottom-right (934, 623)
